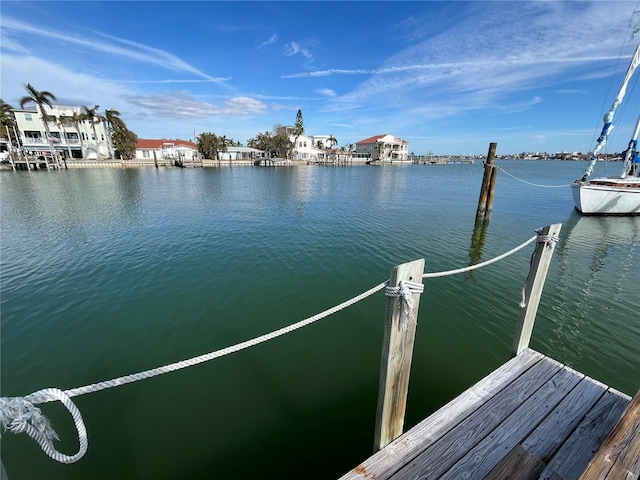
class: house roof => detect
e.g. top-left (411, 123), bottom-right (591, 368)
top-left (355, 134), bottom-right (409, 145)
top-left (136, 138), bottom-right (198, 149)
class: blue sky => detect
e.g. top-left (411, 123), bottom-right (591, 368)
top-left (1, 1), bottom-right (639, 155)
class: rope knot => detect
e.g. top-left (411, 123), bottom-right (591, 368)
top-left (385, 280), bottom-right (424, 330)
top-left (535, 228), bottom-right (560, 245)
top-left (0, 388), bottom-right (88, 464)
top-left (0, 395), bottom-right (58, 440)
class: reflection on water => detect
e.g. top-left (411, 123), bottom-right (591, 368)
top-left (467, 219), bottom-right (490, 280)
top-left (1, 164), bottom-right (638, 480)
top-left (544, 212), bottom-right (640, 374)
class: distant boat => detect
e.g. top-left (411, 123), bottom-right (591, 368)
top-left (571, 24), bottom-right (640, 216)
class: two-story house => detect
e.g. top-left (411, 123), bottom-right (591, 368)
top-left (12, 105), bottom-right (110, 160)
top-left (355, 134), bottom-right (409, 162)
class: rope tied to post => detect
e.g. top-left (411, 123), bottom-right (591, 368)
top-left (0, 228), bottom-right (549, 464)
top-left (519, 228), bottom-right (560, 308)
top-left (0, 388), bottom-right (88, 464)
top-left (385, 280), bottom-right (424, 331)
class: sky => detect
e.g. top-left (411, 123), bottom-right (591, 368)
top-left (1, 1), bottom-right (640, 156)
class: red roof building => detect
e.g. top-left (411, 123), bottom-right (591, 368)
top-left (354, 134), bottom-right (409, 162)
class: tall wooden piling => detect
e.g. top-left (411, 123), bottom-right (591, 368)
top-left (374, 259), bottom-right (425, 452)
top-left (511, 223), bottom-right (562, 357)
top-left (476, 143), bottom-right (497, 221)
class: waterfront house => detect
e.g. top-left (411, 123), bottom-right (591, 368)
top-left (135, 139), bottom-right (198, 162)
top-left (12, 105), bottom-right (109, 160)
top-left (218, 146), bottom-right (265, 161)
top-left (355, 134), bottom-right (409, 162)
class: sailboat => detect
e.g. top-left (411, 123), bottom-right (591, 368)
top-left (571, 24), bottom-right (640, 216)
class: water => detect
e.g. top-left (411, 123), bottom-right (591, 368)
top-left (1, 160), bottom-right (638, 479)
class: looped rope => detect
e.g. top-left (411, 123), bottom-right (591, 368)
top-left (1, 388), bottom-right (88, 464)
top-left (385, 280), bottom-right (425, 331)
top-left (0, 230), bottom-right (544, 465)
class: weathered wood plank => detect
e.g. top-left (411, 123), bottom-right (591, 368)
top-left (339, 349), bottom-right (544, 480)
top-left (579, 388), bottom-right (640, 479)
top-left (484, 444), bottom-right (546, 480)
top-left (374, 259), bottom-right (425, 451)
top-left (390, 355), bottom-right (563, 479)
top-left (522, 375), bottom-right (607, 461)
top-left (540, 388), bottom-right (631, 480)
top-left (438, 365), bottom-right (582, 479)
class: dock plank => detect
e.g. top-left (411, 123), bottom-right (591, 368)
top-left (484, 444), bottom-right (546, 480)
top-left (540, 389), bottom-right (631, 480)
top-left (522, 375), bottom-right (607, 461)
top-left (437, 365), bottom-right (583, 479)
top-left (338, 349), bottom-right (544, 480)
top-left (390, 354), bottom-right (562, 479)
top-left (579, 388), bottom-right (640, 479)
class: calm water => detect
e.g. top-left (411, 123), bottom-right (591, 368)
top-left (1, 160), bottom-right (638, 479)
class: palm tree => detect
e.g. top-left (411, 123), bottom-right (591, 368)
top-left (81, 105), bottom-right (105, 159)
top-left (347, 143), bottom-right (354, 165)
top-left (376, 141), bottom-right (386, 162)
top-left (0, 99), bottom-right (16, 149)
top-left (19, 83), bottom-right (59, 167)
top-left (327, 135), bottom-right (337, 149)
top-left (56, 115), bottom-right (74, 167)
top-left (105, 108), bottom-right (125, 159)
top-left (69, 112), bottom-right (86, 159)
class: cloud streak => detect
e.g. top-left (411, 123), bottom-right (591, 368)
top-left (1, 16), bottom-right (228, 85)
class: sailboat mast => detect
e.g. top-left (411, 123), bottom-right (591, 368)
top-left (578, 41), bottom-right (640, 182)
top-left (620, 112), bottom-right (640, 178)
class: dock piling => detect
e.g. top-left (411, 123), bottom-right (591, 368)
top-left (373, 259), bottom-right (425, 452)
top-left (476, 143), bottom-right (498, 221)
top-left (511, 223), bottom-right (562, 357)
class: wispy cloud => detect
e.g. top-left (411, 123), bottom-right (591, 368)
top-left (316, 1), bottom-right (634, 120)
top-left (260, 34), bottom-right (279, 49)
top-left (317, 88), bottom-right (336, 97)
top-left (128, 92), bottom-right (267, 118)
top-left (1, 16), bottom-right (228, 85)
top-left (284, 41), bottom-right (313, 62)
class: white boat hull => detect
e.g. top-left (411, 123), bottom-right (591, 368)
top-left (571, 179), bottom-right (640, 215)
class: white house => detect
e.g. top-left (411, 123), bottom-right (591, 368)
top-left (12, 105), bottom-right (110, 160)
top-left (135, 139), bottom-right (199, 161)
top-left (218, 146), bottom-right (265, 161)
top-left (355, 134), bottom-right (409, 162)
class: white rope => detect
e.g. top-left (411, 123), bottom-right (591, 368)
top-left (423, 234), bottom-right (538, 278)
top-left (1, 230), bottom-right (542, 464)
top-left (1, 388), bottom-right (88, 464)
top-left (0, 280), bottom-right (387, 463)
top-left (385, 280), bottom-right (425, 331)
top-left (486, 163), bottom-right (572, 188)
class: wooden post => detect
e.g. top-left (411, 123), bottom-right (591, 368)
top-left (484, 157), bottom-right (498, 219)
top-left (476, 143), bottom-right (497, 220)
top-left (153, 150), bottom-right (158, 169)
top-left (511, 223), bottom-right (562, 357)
top-left (373, 258), bottom-right (425, 452)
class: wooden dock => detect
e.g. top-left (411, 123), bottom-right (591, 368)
top-left (340, 348), bottom-right (638, 480)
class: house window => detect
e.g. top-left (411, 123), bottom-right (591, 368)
top-left (101, 134), bottom-right (105, 141)
top-left (303, 142), bottom-right (307, 147)
top-left (25, 114), bottom-right (33, 121)
top-left (143, 150), bottom-right (150, 158)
